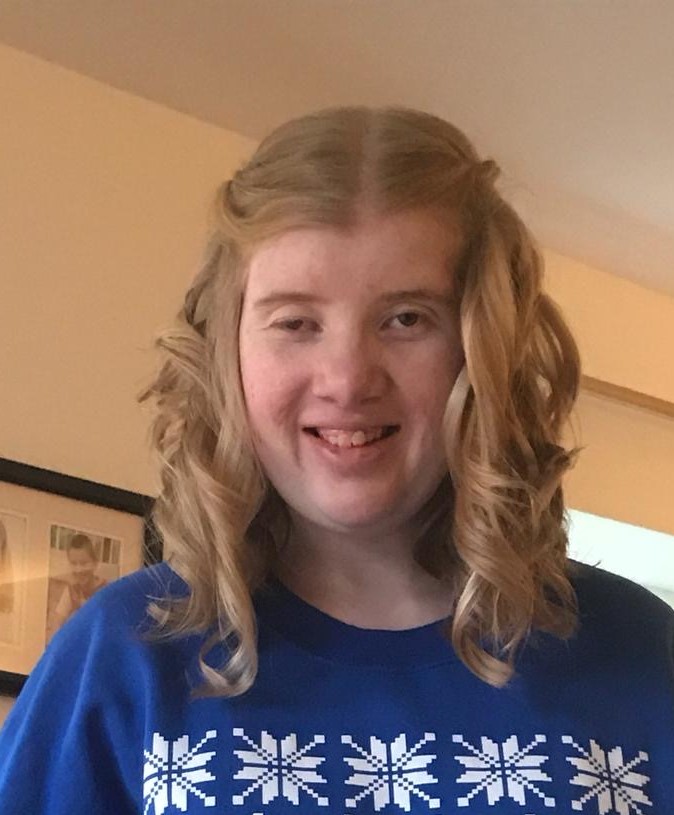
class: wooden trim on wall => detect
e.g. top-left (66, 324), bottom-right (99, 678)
top-left (581, 375), bottom-right (674, 419)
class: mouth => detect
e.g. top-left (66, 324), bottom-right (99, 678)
top-left (303, 425), bottom-right (400, 449)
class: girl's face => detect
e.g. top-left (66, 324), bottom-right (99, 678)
top-left (238, 209), bottom-right (465, 540)
top-left (67, 548), bottom-right (97, 585)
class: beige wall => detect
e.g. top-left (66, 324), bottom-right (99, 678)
top-left (0, 44), bottom-right (254, 496)
top-left (563, 391), bottom-right (674, 535)
top-left (546, 253), bottom-right (674, 535)
top-left (1, 44), bottom-right (673, 720)
top-left (546, 251), bottom-right (674, 405)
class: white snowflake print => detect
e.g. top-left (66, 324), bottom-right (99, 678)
top-left (143, 730), bottom-right (217, 815)
top-left (232, 728), bottom-right (329, 807)
top-left (563, 736), bottom-right (652, 814)
top-left (341, 731), bottom-right (440, 812)
top-left (452, 733), bottom-right (555, 808)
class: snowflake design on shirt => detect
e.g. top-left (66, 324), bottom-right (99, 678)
top-left (341, 731), bottom-right (441, 811)
top-left (232, 728), bottom-right (329, 807)
top-left (143, 730), bottom-right (217, 815)
top-left (452, 733), bottom-right (555, 808)
top-left (563, 736), bottom-right (652, 814)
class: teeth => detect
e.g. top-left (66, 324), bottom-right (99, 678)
top-left (315, 427), bottom-right (388, 448)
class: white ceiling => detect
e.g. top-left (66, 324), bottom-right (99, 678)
top-left (2, 1), bottom-right (673, 296)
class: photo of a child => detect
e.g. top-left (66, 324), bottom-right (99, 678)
top-left (45, 527), bottom-right (120, 641)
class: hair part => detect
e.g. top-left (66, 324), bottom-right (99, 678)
top-left (138, 105), bottom-right (582, 696)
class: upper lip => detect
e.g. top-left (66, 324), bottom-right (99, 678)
top-left (302, 423), bottom-right (400, 431)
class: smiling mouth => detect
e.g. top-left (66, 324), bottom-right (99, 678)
top-left (303, 426), bottom-right (400, 449)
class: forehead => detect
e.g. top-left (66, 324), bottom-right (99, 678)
top-left (244, 209), bottom-right (463, 295)
top-left (68, 547), bottom-right (93, 560)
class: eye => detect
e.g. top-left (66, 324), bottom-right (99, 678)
top-left (272, 317), bottom-right (320, 333)
top-left (386, 311), bottom-right (425, 330)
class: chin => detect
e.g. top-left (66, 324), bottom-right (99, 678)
top-left (308, 495), bottom-right (408, 534)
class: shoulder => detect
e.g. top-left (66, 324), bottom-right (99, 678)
top-left (9, 562), bottom-right (195, 728)
top-left (41, 561), bottom-right (191, 676)
top-left (570, 559), bottom-right (673, 622)
top-left (61, 561), bottom-right (187, 631)
top-left (568, 560), bottom-right (674, 659)
top-left (95, 559), bottom-right (188, 606)
top-left (0, 566), bottom-right (189, 812)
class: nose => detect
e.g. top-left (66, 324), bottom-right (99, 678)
top-left (311, 331), bottom-right (389, 407)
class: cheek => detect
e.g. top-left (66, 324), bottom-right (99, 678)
top-left (239, 342), bottom-right (275, 415)
top-left (399, 343), bottom-right (463, 416)
top-left (240, 349), bottom-right (304, 438)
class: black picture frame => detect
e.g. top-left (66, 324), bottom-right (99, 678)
top-left (0, 457), bottom-right (161, 697)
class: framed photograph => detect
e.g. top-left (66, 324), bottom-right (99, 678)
top-left (0, 458), bottom-right (161, 696)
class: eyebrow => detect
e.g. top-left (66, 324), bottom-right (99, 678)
top-left (252, 288), bottom-right (457, 311)
top-left (379, 288), bottom-right (457, 308)
top-left (252, 291), bottom-right (329, 311)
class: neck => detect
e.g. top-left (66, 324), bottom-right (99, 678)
top-left (276, 518), bottom-right (453, 629)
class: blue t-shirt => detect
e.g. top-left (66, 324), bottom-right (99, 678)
top-left (0, 560), bottom-right (672, 813)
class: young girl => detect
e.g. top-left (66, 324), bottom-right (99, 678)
top-left (46, 534), bottom-right (108, 641)
top-left (0, 106), bottom-right (672, 814)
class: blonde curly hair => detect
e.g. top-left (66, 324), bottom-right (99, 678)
top-left (138, 106), bottom-right (582, 696)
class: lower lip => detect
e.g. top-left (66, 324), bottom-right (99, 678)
top-left (304, 431), bottom-right (398, 470)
